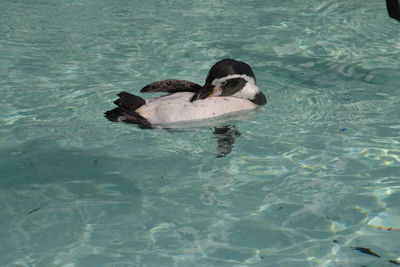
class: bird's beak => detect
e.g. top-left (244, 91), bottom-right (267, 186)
top-left (251, 91), bottom-right (267, 105)
top-left (190, 84), bottom-right (216, 101)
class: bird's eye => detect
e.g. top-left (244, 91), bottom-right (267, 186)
top-left (220, 81), bottom-right (227, 87)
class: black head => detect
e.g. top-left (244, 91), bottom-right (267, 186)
top-left (205, 59), bottom-right (256, 84)
top-left (191, 59), bottom-right (266, 105)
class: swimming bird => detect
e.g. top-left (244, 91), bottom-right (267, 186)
top-left (105, 59), bottom-right (266, 128)
top-left (104, 59), bottom-right (266, 157)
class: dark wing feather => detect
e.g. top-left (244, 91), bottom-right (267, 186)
top-left (140, 79), bottom-right (202, 94)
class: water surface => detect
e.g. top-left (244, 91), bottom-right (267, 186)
top-left (1, 0), bottom-right (400, 266)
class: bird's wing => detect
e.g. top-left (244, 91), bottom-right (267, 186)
top-left (140, 79), bottom-right (202, 94)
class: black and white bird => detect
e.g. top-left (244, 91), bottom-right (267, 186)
top-left (105, 58), bottom-right (267, 157)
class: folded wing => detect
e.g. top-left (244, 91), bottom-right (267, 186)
top-left (140, 79), bottom-right (202, 94)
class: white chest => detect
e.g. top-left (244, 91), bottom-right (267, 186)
top-left (136, 92), bottom-right (257, 125)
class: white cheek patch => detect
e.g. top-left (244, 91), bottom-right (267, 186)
top-left (232, 80), bottom-right (260, 100)
top-left (211, 74), bottom-right (260, 100)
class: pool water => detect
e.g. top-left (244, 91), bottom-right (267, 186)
top-left (1, 0), bottom-right (400, 266)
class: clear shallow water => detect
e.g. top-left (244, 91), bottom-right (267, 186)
top-left (1, 0), bottom-right (400, 266)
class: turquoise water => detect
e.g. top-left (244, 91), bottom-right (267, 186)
top-left (1, 0), bottom-right (400, 266)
